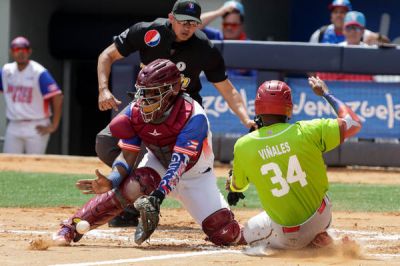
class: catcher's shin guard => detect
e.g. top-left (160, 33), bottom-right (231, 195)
top-left (68, 190), bottom-right (126, 231)
top-left (66, 167), bottom-right (162, 234)
top-left (54, 189), bottom-right (127, 245)
top-left (202, 208), bottom-right (246, 246)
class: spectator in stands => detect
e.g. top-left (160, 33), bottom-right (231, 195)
top-left (200, 0), bottom-right (246, 41)
top-left (199, 1), bottom-right (255, 77)
top-left (309, 0), bottom-right (352, 44)
top-left (340, 11), bottom-right (368, 46)
top-left (309, 0), bottom-right (388, 45)
top-left (316, 11), bottom-right (374, 82)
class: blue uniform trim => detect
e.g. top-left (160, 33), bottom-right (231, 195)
top-left (38, 70), bottom-right (59, 95)
top-left (119, 136), bottom-right (142, 151)
top-left (175, 114), bottom-right (208, 153)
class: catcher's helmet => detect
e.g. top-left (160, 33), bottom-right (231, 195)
top-left (329, 0), bottom-right (352, 12)
top-left (135, 59), bottom-right (181, 123)
top-left (10, 36), bottom-right (31, 49)
top-left (255, 80), bottom-right (293, 118)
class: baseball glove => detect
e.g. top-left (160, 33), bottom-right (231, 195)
top-left (133, 195), bottom-right (160, 245)
top-left (227, 191), bottom-right (245, 206)
top-left (226, 169), bottom-right (245, 206)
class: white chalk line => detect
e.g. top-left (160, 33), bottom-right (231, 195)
top-left (2, 227), bottom-right (399, 242)
top-left (48, 250), bottom-right (242, 266)
top-left (1, 227), bottom-right (400, 263)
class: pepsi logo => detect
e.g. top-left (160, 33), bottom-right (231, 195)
top-left (144, 30), bottom-right (161, 47)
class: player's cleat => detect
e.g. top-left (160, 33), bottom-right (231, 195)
top-left (108, 209), bottom-right (140, 227)
top-left (52, 224), bottom-right (83, 246)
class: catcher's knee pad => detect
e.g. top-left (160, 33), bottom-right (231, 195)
top-left (120, 167), bottom-right (161, 198)
top-left (202, 208), bottom-right (244, 246)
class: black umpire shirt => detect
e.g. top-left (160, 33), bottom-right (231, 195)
top-left (114, 18), bottom-right (228, 105)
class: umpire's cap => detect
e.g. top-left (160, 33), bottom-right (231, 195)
top-left (11, 36), bottom-right (31, 49)
top-left (172, 0), bottom-right (202, 24)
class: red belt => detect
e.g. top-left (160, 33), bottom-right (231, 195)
top-left (282, 199), bottom-right (327, 233)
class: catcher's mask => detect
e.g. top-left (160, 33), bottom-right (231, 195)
top-left (135, 59), bottom-right (181, 123)
top-left (255, 80), bottom-right (293, 118)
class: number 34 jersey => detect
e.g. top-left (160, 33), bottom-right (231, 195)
top-left (231, 118), bottom-right (340, 226)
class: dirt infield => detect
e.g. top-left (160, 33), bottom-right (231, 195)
top-left (0, 154), bottom-right (400, 265)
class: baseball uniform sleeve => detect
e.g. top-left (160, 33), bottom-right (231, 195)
top-left (174, 114), bottom-right (208, 157)
top-left (118, 136), bottom-right (142, 153)
top-left (203, 44), bottom-right (228, 83)
top-left (38, 70), bottom-right (61, 99)
top-left (231, 137), bottom-right (250, 192)
top-left (115, 103), bottom-right (141, 152)
top-left (114, 22), bottom-right (146, 57)
top-left (109, 103), bottom-right (137, 139)
top-left (298, 118), bottom-right (340, 153)
top-left (156, 114), bottom-right (209, 196)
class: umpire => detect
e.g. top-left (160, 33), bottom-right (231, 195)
top-left (96, 0), bottom-right (255, 227)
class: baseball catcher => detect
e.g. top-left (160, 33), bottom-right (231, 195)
top-left (53, 59), bottom-right (245, 246)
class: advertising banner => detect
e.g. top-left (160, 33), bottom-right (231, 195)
top-left (200, 75), bottom-right (257, 137)
top-left (201, 76), bottom-right (400, 139)
top-left (288, 78), bottom-right (400, 139)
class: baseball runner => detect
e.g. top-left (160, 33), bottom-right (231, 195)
top-left (227, 77), bottom-right (362, 250)
top-left (0, 36), bottom-right (63, 154)
top-left (96, 0), bottom-right (254, 227)
top-left (53, 59), bottom-right (245, 247)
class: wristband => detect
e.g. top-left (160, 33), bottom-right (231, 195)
top-left (112, 160), bottom-right (132, 174)
top-left (107, 170), bottom-right (123, 188)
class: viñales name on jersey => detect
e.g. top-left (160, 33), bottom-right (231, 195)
top-left (258, 142), bottom-right (291, 160)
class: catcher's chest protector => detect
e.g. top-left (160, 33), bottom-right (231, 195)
top-left (131, 96), bottom-right (194, 167)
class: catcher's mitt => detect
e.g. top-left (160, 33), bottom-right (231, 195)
top-left (133, 195), bottom-right (160, 245)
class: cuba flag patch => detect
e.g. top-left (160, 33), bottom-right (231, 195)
top-left (144, 30), bottom-right (161, 47)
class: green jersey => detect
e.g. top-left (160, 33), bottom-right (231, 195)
top-left (231, 119), bottom-right (340, 226)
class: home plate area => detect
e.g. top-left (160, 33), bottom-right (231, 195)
top-left (3, 222), bottom-right (400, 266)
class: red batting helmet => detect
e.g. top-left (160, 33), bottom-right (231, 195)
top-left (10, 36), bottom-right (31, 49)
top-left (135, 59), bottom-right (182, 123)
top-left (255, 80), bottom-right (293, 118)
